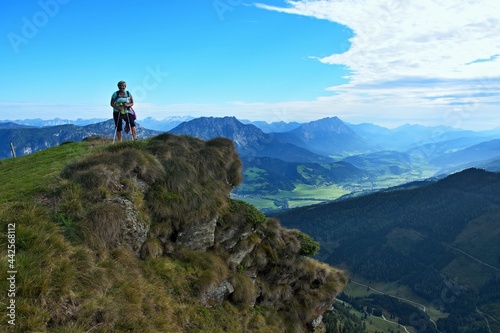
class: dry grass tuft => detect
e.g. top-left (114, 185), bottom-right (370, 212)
top-left (229, 272), bottom-right (257, 305)
top-left (140, 237), bottom-right (165, 259)
top-left (82, 202), bottom-right (124, 250)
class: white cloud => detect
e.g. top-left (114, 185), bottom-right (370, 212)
top-left (7, 0), bottom-right (500, 133)
top-left (255, 0), bottom-right (500, 127)
top-left (256, 0), bottom-right (500, 79)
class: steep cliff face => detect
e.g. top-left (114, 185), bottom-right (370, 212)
top-left (41, 134), bottom-right (347, 332)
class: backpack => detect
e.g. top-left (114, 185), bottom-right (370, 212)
top-left (114, 90), bottom-right (130, 101)
top-left (114, 91), bottom-right (132, 114)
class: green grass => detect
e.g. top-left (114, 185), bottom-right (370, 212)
top-left (342, 279), bottom-right (448, 323)
top-left (336, 299), bottom-right (418, 333)
top-left (243, 167), bottom-right (267, 181)
top-left (453, 211), bottom-right (500, 267)
top-left (235, 154), bottom-right (440, 212)
top-left (238, 168), bottom-right (438, 211)
top-left (287, 200), bottom-right (326, 208)
top-left (244, 184), bottom-right (351, 210)
top-left (441, 256), bottom-right (492, 289)
top-left (0, 141), bottom-right (102, 203)
top-left (284, 183), bottom-right (349, 199)
top-left (386, 228), bottom-right (425, 255)
top-left (364, 314), bottom-right (417, 333)
top-left (231, 196), bottom-right (276, 210)
top-left (296, 165), bottom-right (314, 180)
top-left (233, 183), bottom-right (350, 211)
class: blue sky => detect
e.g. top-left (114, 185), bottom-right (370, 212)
top-left (1, 0), bottom-right (500, 130)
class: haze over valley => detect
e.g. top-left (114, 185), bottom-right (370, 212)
top-left (4, 115), bottom-right (500, 212)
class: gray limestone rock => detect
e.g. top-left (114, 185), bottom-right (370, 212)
top-left (199, 280), bottom-right (234, 306)
top-left (104, 197), bottom-right (149, 255)
top-left (176, 214), bottom-right (218, 251)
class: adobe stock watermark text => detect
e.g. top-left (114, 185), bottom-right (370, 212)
top-left (6, 223), bottom-right (17, 326)
top-left (7, 0), bottom-right (71, 54)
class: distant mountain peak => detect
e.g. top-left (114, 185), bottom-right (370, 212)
top-left (294, 116), bottom-right (355, 135)
top-left (169, 116), bottom-right (263, 138)
top-left (169, 116), bottom-right (332, 163)
top-left (274, 116), bottom-right (373, 157)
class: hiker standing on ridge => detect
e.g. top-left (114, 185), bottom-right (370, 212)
top-left (111, 80), bottom-right (137, 141)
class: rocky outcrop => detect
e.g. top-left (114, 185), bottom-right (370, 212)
top-left (57, 134), bottom-right (346, 332)
top-left (104, 197), bottom-right (149, 254)
top-left (176, 214), bottom-right (219, 251)
top-left (199, 280), bottom-right (234, 306)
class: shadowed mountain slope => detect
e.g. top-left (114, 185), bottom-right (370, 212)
top-left (0, 119), bottom-right (160, 159)
top-left (431, 138), bottom-right (500, 168)
top-left (273, 168), bottom-right (500, 333)
top-left (169, 116), bottom-right (333, 163)
top-left (275, 117), bottom-right (374, 158)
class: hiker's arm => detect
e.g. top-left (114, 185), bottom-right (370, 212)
top-left (125, 95), bottom-right (134, 107)
top-left (110, 96), bottom-right (116, 108)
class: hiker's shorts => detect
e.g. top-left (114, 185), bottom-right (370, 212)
top-left (113, 112), bottom-right (135, 132)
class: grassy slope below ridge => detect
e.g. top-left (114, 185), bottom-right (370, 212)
top-left (0, 136), bottom-right (347, 333)
top-left (0, 141), bottom-right (95, 203)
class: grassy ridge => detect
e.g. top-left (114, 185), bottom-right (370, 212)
top-left (0, 140), bottom-right (99, 203)
top-left (0, 137), bottom-right (346, 332)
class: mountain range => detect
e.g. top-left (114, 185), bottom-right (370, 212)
top-left (0, 120), bottom-right (160, 158)
top-left (274, 117), bottom-right (375, 158)
top-left (2, 118), bottom-right (108, 127)
top-left (3, 116), bottom-right (500, 211)
top-left (167, 116), bottom-right (500, 209)
top-left (169, 116), bottom-right (333, 163)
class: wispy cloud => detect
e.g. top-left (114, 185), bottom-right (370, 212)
top-left (466, 54), bottom-right (500, 65)
top-left (255, 0), bottom-right (500, 127)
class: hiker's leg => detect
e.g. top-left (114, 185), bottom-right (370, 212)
top-left (113, 112), bottom-right (119, 143)
top-left (116, 113), bottom-right (124, 141)
top-left (129, 116), bottom-right (137, 140)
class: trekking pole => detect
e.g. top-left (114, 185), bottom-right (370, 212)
top-left (112, 112), bottom-right (118, 144)
top-left (126, 111), bottom-right (132, 141)
top-left (10, 143), bottom-right (16, 158)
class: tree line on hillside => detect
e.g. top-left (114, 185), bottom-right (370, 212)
top-left (273, 168), bottom-right (500, 333)
top-left (323, 301), bottom-right (367, 333)
top-left (337, 293), bottom-right (438, 333)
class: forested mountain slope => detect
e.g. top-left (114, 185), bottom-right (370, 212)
top-left (273, 168), bottom-right (500, 332)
